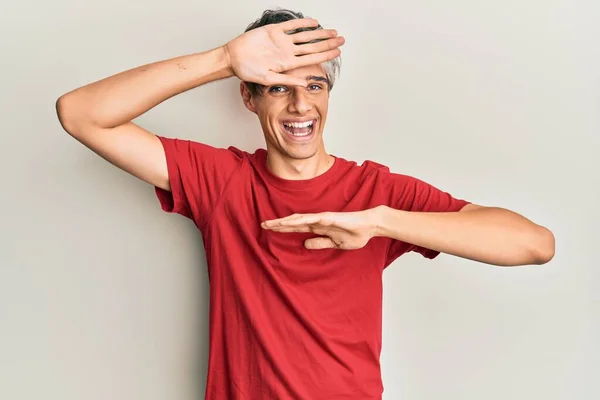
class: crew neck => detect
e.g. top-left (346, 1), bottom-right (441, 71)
top-left (254, 148), bottom-right (340, 191)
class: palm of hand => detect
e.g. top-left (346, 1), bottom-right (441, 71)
top-left (227, 27), bottom-right (293, 82)
top-left (224, 18), bottom-right (344, 87)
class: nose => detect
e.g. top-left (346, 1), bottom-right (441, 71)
top-left (287, 88), bottom-right (312, 114)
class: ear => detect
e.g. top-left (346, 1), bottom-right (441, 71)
top-left (240, 82), bottom-right (257, 114)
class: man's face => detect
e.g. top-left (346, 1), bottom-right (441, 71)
top-left (242, 64), bottom-right (330, 161)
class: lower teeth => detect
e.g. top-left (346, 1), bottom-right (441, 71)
top-left (285, 126), bottom-right (312, 136)
top-left (292, 130), bottom-right (311, 136)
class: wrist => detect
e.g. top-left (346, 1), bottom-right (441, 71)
top-left (192, 46), bottom-right (235, 83)
top-left (371, 205), bottom-right (410, 240)
top-left (371, 205), bottom-right (390, 238)
top-left (219, 44), bottom-right (234, 77)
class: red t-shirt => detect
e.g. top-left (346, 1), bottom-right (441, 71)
top-left (154, 136), bottom-right (469, 400)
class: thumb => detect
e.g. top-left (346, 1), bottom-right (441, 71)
top-left (305, 237), bottom-right (336, 250)
top-left (264, 71), bottom-right (307, 87)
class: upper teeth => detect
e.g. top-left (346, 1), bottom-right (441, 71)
top-left (283, 120), bottom-right (314, 128)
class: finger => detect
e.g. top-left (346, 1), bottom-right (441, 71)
top-left (267, 226), bottom-right (312, 233)
top-left (278, 213), bottom-right (306, 221)
top-left (268, 225), bottom-right (330, 237)
top-left (262, 214), bottom-right (304, 228)
top-left (277, 214), bottom-right (323, 226)
top-left (290, 28), bottom-right (338, 44)
top-left (267, 213), bottom-right (300, 222)
top-left (278, 18), bottom-right (320, 32)
top-left (263, 71), bottom-right (307, 87)
top-left (305, 237), bottom-right (336, 250)
top-left (265, 212), bottom-right (335, 228)
top-left (293, 48), bottom-right (342, 69)
top-left (294, 36), bottom-right (345, 56)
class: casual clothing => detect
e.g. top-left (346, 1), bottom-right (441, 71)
top-left (154, 136), bottom-right (470, 400)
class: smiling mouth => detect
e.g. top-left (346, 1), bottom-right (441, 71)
top-left (281, 119), bottom-right (316, 138)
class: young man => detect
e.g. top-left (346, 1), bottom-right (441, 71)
top-left (56, 8), bottom-right (555, 400)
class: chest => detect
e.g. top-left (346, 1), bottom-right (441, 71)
top-left (208, 177), bottom-right (389, 281)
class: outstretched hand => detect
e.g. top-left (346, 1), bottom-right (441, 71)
top-left (261, 209), bottom-right (380, 250)
top-left (223, 18), bottom-right (345, 87)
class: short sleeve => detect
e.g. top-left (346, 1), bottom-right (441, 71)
top-left (154, 136), bottom-right (243, 228)
top-left (380, 171), bottom-right (471, 266)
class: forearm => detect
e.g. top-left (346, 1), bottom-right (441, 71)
top-left (57, 46), bottom-right (232, 132)
top-left (373, 205), bottom-right (555, 266)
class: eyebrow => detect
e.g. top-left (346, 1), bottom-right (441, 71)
top-left (306, 75), bottom-right (330, 86)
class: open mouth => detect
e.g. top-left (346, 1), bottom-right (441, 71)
top-left (281, 119), bottom-right (316, 138)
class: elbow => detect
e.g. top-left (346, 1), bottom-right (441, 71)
top-left (530, 226), bottom-right (555, 265)
top-left (56, 94), bottom-right (82, 136)
top-left (56, 95), bottom-right (73, 133)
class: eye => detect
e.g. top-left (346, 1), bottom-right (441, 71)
top-left (269, 86), bottom-right (287, 93)
top-left (308, 84), bottom-right (323, 91)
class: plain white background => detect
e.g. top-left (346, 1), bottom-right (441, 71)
top-left (1, 0), bottom-right (598, 399)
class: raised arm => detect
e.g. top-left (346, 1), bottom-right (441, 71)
top-left (55, 18), bottom-right (344, 191)
top-left (56, 48), bottom-right (233, 191)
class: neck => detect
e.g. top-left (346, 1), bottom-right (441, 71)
top-left (266, 147), bottom-right (335, 180)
